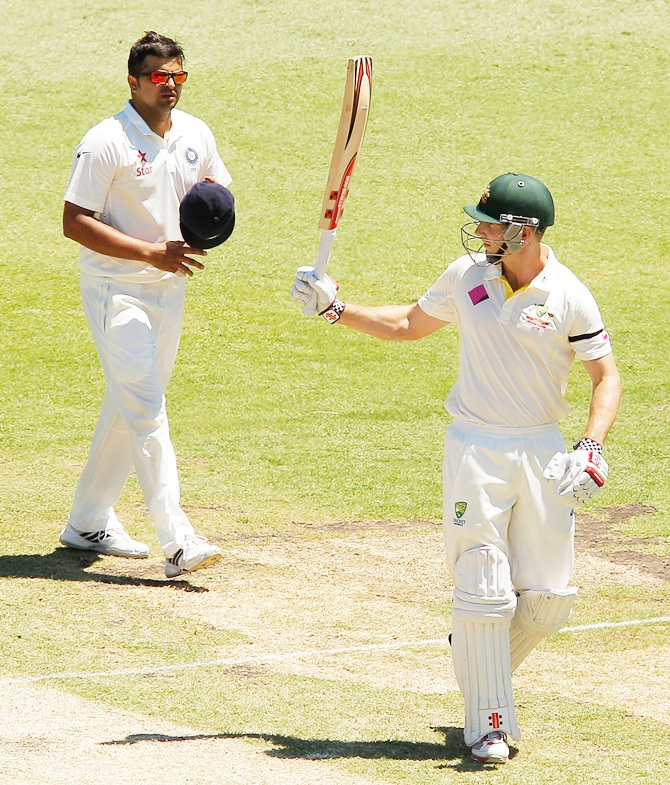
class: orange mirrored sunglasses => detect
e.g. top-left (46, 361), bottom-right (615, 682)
top-left (136, 70), bottom-right (188, 85)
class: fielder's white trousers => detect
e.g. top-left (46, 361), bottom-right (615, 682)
top-left (67, 273), bottom-right (195, 557)
top-left (442, 420), bottom-right (575, 590)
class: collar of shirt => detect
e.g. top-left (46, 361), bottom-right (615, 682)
top-left (123, 100), bottom-right (184, 146)
top-left (481, 243), bottom-right (559, 294)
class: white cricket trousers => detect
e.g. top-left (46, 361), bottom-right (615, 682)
top-left (442, 420), bottom-right (575, 591)
top-left (443, 421), bottom-right (575, 746)
top-left (68, 273), bottom-right (196, 557)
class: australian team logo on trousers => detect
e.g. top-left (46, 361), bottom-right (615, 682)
top-left (453, 501), bottom-right (467, 526)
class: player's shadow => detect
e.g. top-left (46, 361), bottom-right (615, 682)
top-left (102, 727), bottom-right (511, 768)
top-left (0, 549), bottom-right (207, 592)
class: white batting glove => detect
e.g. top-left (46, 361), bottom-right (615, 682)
top-left (290, 266), bottom-right (339, 315)
top-left (543, 443), bottom-right (609, 506)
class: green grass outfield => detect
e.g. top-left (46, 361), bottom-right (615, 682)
top-left (1, 1), bottom-right (669, 783)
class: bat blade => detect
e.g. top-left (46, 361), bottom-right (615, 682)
top-left (304, 57), bottom-right (372, 315)
top-left (318, 56), bottom-right (373, 239)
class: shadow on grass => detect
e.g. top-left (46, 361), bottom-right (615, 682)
top-left (102, 726), bottom-right (513, 769)
top-left (0, 549), bottom-right (206, 592)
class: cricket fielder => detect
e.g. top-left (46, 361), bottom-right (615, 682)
top-left (60, 32), bottom-right (231, 578)
top-left (290, 172), bottom-right (621, 763)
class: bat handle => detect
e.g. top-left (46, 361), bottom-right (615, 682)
top-left (303, 228), bottom-right (337, 315)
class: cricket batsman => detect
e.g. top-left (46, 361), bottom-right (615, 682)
top-left (290, 172), bottom-right (621, 763)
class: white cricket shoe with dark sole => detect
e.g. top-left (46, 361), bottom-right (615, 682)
top-left (165, 535), bottom-right (222, 578)
top-left (59, 523), bottom-right (150, 559)
top-left (471, 731), bottom-right (509, 764)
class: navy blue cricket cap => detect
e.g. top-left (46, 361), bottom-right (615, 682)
top-left (179, 181), bottom-right (235, 249)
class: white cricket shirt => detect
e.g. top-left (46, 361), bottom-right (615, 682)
top-left (64, 101), bottom-right (232, 281)
top-left (418, 246), bottom-right (612, 428)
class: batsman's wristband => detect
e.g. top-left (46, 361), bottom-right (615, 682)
top-left (573, 438), bottom-right (603, 453)
top-left (320, 299), bottom-right (346, 324)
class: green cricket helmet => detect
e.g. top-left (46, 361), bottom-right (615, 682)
top-left (464, 172), bottom-right (555, 228)
top-left (461, 172), bottom-right (554, 265)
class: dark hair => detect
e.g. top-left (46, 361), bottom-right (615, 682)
top-left (128, 31), bottom-right (184, 74)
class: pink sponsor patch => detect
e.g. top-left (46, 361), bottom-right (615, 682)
top-left (468, 284), bottom-right (489, 305)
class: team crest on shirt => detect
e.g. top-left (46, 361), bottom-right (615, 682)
top-left (453, 501), bottom-right (467, 526)
top-left (519, 303), bottom-right (556, 332)
top-left (185, 147), bottom-right (199, 168)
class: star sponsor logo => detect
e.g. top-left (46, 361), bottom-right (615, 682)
top-left (452, 501), bottom-right (467, 526)
top-left (136, 150), bottom-right (153, 177)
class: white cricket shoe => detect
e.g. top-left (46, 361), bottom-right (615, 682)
top-left (59, 523), bottom-right (150, 559)
top-left (165, 535), bottom-right (222, 578)
top-left (471, 731), bottom-right (509, 764)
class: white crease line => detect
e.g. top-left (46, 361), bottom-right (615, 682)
top-left (2, 616), bottom-right (669, 686)
top-left (562, 616), bottom-right (670, 632)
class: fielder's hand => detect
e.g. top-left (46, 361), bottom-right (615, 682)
top-left (154, 240), bottom-right (206, 277)
top-left (290, 266), bottom-right (338, 315)
top-left (543, 447), bottom-right (609, 506)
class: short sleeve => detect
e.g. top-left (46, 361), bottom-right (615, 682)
top-left (417, 259), bottom-right (466, 323)
top-left (567, 288), bottom-right (612, 361)
top-left (200, 122), bottom-right (232, 187)
top-left (64, 126), bottom-right (118, 212)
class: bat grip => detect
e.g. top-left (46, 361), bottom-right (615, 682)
top-left (314, 228), bottom-right (337, 279)
top-left (303, 228), bottom-right (337, 316)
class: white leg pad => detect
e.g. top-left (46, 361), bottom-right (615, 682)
top-left (510, 587), bottom-right (578, 672)
top-left (451, 547), bottom-right (520, 745)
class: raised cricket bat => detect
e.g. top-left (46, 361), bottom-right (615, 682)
top-left (304, 56), bottom-right (372, 314)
